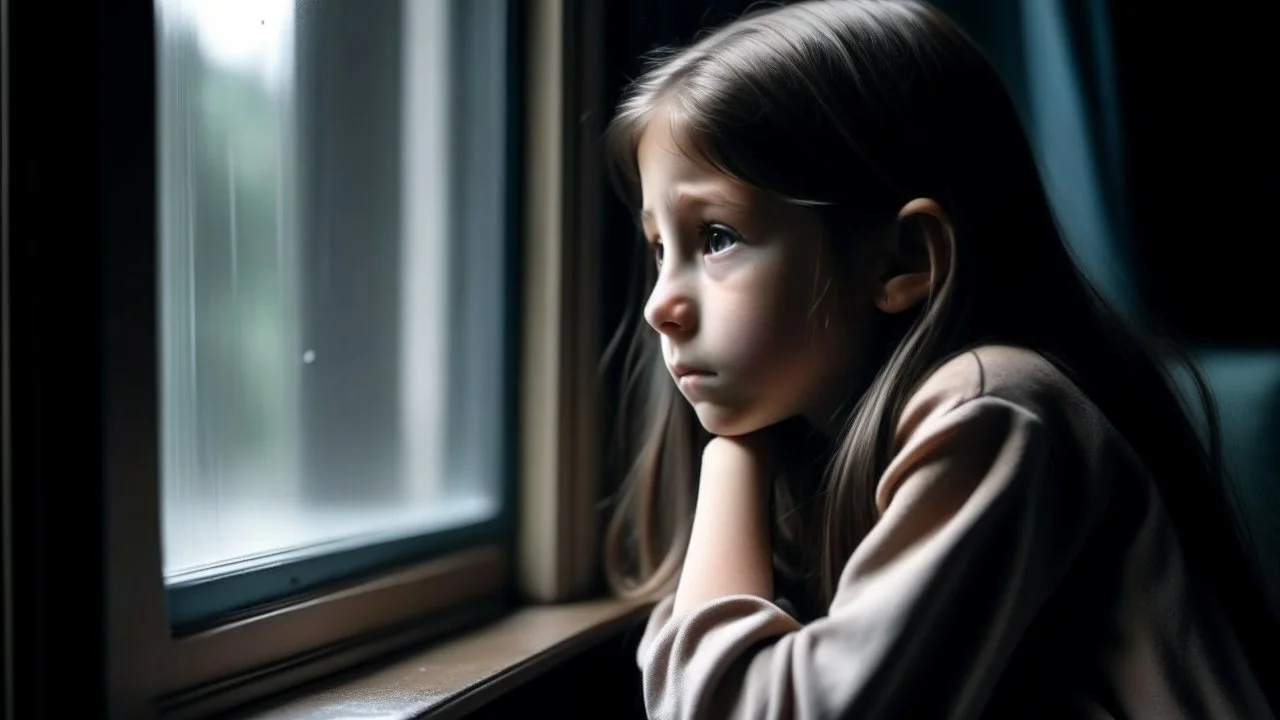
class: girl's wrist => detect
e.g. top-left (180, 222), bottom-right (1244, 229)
top-left (702, 434), bottom-right (776, 492)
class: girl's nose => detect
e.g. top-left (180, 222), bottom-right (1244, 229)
top-left (644, 277), bottom-right (697, 337)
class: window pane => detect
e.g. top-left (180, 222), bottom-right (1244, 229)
top-left (157, 0), bottom-right (509, 619)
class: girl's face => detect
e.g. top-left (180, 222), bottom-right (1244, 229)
top-left (637, 114), bottom-right (861, 436)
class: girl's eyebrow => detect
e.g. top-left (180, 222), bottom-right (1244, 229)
top-left (639, 189), bottom-right (750, 226)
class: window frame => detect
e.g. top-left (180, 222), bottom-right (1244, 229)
top-left (517, 0), bottom-right (604, 604)
top-left (99, 0), bottom-right (561, 716)
top-left (5, 0), bottom-right (607, 714)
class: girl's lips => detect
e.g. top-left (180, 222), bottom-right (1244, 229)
top-left (678, 374), bottom-right (712, 394)
top-left (672, 365), bottom-right (716, 395)
top-left (671, 364), bottom-right (712, 378)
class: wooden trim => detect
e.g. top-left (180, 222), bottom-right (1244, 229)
top-left (108, 535), bottom-right (503, 718)
top-left (518, 0), bottom-right (605, 604)
top-left (237, 597), bottom-right (653, 719)
top-left (151, 548), bottom-right (506, 719)
top-left (518, 0), bottom-right (565, 601)
top-left (107, 542), bottom-right (504, 718)
top-left (562, 0), bottom-right (607, 606)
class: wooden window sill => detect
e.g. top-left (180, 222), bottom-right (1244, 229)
top-left (235, 597), bottom-right (654, 719)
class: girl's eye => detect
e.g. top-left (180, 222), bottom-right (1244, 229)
top-left (652, 241), bottom-right (664, 269)
top-left (703, 224), bottom-right (742, 255)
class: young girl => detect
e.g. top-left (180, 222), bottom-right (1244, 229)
top-left (600, 1), bottom-right (1278, 717)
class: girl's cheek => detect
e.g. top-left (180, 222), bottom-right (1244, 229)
top-left (708, 247), bottom-right (809, 369)
top-left (712, 296), bottom-right (784, 371)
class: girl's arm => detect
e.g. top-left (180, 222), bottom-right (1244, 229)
top-left (638, 395), bottom-right (1100, 720)
top-left (672, 435), bottom-right (776, 617)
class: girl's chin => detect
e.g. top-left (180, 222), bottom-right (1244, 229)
top-left (689, 401), bottom-right (781, 438)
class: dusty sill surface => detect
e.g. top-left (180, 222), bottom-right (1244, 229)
top-left (238, 597), bottom-right (653, 719)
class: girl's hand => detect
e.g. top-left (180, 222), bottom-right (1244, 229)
top-left (700, 429), bottom-right (778, 495)
top-left (673, 426), bottom-right (782, 615)
top-left (702, 414), bottom-right (815, 489)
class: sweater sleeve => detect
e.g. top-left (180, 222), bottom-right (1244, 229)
top-left (635, 395), bottom-right (1104, 719)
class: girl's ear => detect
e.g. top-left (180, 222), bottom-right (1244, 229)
top-left (874, 198), bottom-right (955, 314)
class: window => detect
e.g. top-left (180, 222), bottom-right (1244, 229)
top-left (14, 0), bottom-right (609, 715)
top-left (156, 0), bottom-right (512, 627)
top-left (100, 0), bottom-right (522, 715)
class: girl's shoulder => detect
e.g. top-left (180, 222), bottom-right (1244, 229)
top-left (879, 343), bottom-right (1116, 517)
top-left (896, 343), bottom-right (1099, 446)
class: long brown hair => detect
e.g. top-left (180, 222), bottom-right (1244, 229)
top-left (600, 0), bottom-right (1277, 704)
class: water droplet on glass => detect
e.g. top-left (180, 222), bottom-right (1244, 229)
top-left (303, 350), bottom-right (316, 364)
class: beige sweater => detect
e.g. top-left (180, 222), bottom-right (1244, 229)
top-left (637, 345), bottom-right (1272, 719)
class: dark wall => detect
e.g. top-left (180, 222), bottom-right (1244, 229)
top-left (5, 0), bottom-right (138, 715)
top-left (1108, 6), bottom-right (1278, 348)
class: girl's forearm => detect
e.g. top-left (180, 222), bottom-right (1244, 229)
top-left (672, 437), bottom-right (774, 616)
